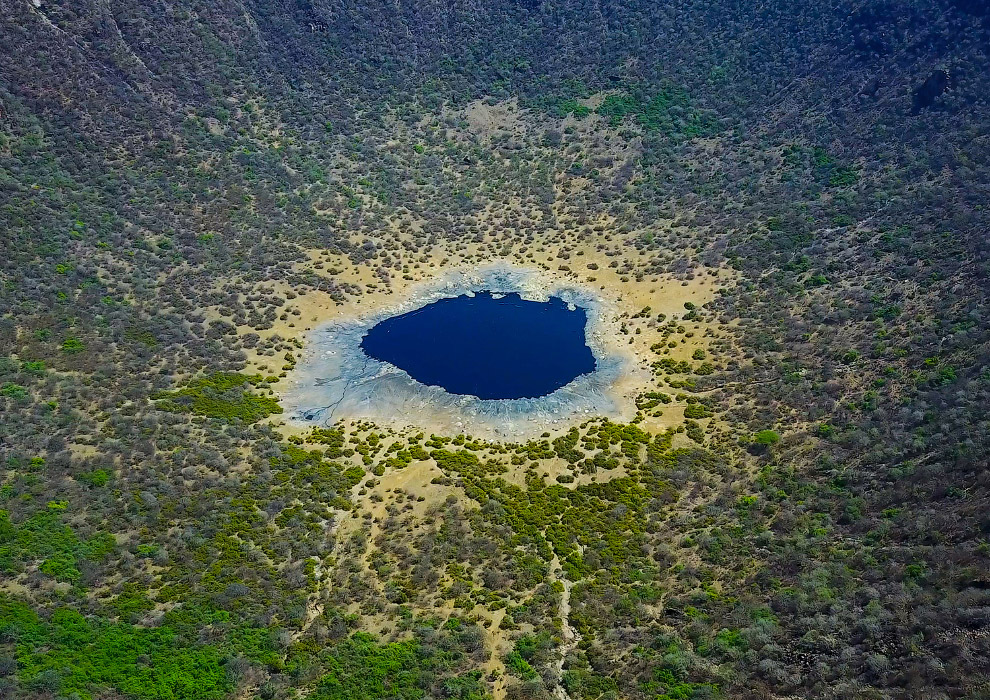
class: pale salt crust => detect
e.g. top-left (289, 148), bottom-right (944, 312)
top-left (280, 263), bottom-right (642, 439)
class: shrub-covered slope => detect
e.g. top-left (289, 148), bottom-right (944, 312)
top-left (1, 0), bottom-right (989, 698)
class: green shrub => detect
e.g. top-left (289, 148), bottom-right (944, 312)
top-left (77, 469), bottom-right (111, 487)
top-left (753, 430), bottom-right (780, 446)
top-left (685, 420), bottom-right (705, 444)
top-left (20, 360), bottom-right (45, 376)
top-left (61, 337), bottom-right (84, 353)
top-left (505, 651), bottom-right (538, 681)
top-left (683, 404), bottom-right (712, 419)
top-left (828, 166), bottom-right (859, 187)
top-left (1, 383), bottom-right (27, 399)
top-left (154, 372), bottom-right (282, 423)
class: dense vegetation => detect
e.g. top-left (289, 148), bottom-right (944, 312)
top-left (1, 0), bottom-right (989, 698)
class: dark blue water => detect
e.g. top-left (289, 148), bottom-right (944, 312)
top-left (360, 291), bottom-right (596, 399)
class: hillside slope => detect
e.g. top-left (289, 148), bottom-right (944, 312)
top-left (1, 1), bottom-right (989, 698)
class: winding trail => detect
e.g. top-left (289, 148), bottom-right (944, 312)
top-left (550, 558), bottom-right (580, 700)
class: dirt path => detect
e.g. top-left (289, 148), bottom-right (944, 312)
top-left (550, 557), bottom-right (580, 700)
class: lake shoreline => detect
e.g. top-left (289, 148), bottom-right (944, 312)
top-left (280, 262), bottom-right (645, 439)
